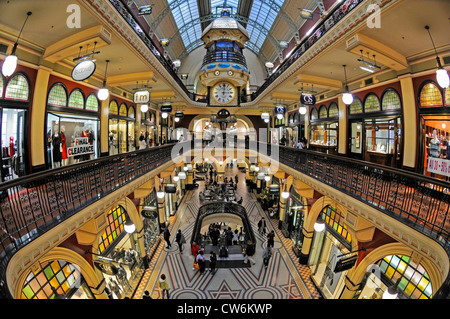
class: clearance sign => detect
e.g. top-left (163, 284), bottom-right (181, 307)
top-left (427, 157), bottom-right (450, 177)
top-left (67, 137), bottom-right (94, 157)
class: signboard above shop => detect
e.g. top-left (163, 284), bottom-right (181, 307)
top-left (134, 90), bottom-right (150, 104)
top-left (71, 59), bottom-right (96, 81)
top-left (300, 93), bottom-right (316, 106)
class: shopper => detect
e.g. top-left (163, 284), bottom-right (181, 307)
top-left (163, 227), bottom-right (171, 248)
top-left (142, 290), bottom-right (152, 299)
top-left (262, 246), bottom-right (272, 269)
top-left (191, 241), bottom-right (200, 257)
top-left (209, 251), bottom-right (217, 274)
top-left (175, 229), bottom-right (186, 252)
top-left (258, 218), bottom-right (266, 235)
top-left (139, 135), bottom-right (147, 149)
top-left (158, 274), bottom-right (170, 299)
top-left (267, 230), bottom-right (275, 248)
top-left (196, 250), bottom-right (206, 274)
top-left (243, 240), bottom-right (256, 265)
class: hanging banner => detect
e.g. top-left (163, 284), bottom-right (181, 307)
top-left (300, 93), bottom-right (316, 106)
top-left (427, 157), bottom-right (450, 177)
top-left (134, 90), bottom-right (150, 104)
top-left (67, 137), bottom-right (94, 157)
top-left (71, 59), bottom-right (96, 81)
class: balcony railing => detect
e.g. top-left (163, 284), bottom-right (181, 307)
top-left (202, 51), bottom-right (247, 68)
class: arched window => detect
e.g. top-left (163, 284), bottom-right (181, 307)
top-left (109, 100), bottom-right (118, 115)
top-left (128, 106), bottom-right (135, 118)
top-left (349, 97), bottom-right (363, 114)
top-left (85, 94), bottom-right (99, 112)
top-left (419, 82), bottom-right (442, 107)
top-left (98, 205), bottom-right (128, 254)
top-left (320, 204), bottom-right (352, 244)
top-left (47, 83), bottom-right (67, 107)
top-left (319, 105), bottom-right (328, 119)
top-left (68, 89), bottom-right (84, 109)
top-left (0, 76), bottom-right (3, 98)
top-left (445, 87), bottom-right (450, 106)
top-left (382, 89), bottom-right (401, 110)
top-left (5, 73), bottom-right (29, 101)
top-left (377, 255), bottom-right (433, 299)
top-left (293, 112), bottom-right (299, 123)
top-left (364, 93), bottom-right (381, 113)
top-left (328, 102), bottom-right (338, 117)
top-left (310, 108), bottom-right (319, 121)
top-left (119, 103), bottom-right (127, 117)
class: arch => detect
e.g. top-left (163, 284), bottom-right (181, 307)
top-left (5, 72), bottom-right (30, 101)
top-left (318, 105), bottom-right (328, 119)
top-left (0, 74), bottom-right (3, 98)
top-left (14, 247), bottom-right (104, 299)
top-left (419, 80), bottom-right (443, 107)
top-left (328, 102), bottom-right (339, 118)
top-left (68, 89), bottom-right (85, 109)
top-left (188, 114), bottom-right (253, 132)
top-left (349, 97), bottom-right (363, 115)
top-left (85, 93), bottom-right (99, 112)
top-left (47, 82), bottom-right (68, 107)
top-left (119, 103), bottom-right (128, 117)
top-left (363, 93), bottom-right (380, 113)
top-left (445, 87), bottom-right (450, 106)
top-left (109, 100), bottom-right (119, 115)
top-left (128, 105), bottom-right (135, 118)
top-left (310, 107), bottom-right (319, 121)
top-left (381, 88), bottom-right (401, 111)
top-left (348, 242), bottom-right (442, 299)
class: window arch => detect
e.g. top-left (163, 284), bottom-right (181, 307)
top-left (109, 100), bottom-right (118, 115)
top-left (445, 87), bottom-right (450, 106)
top-left (119, 103), bottom-right (127, 117)
top-left (349, 97), bottom-right (363, 114)
top-left (320, 204), bottom-right (352, 244)
top-left (310, 108), bottom-right (319, 121)
top-left (364, 93), bottom-right (381, 113)
top-left (328, 102), bottom-right (338, 117)
top-left (48, 83), bottom-right (67, 107)
top-left (68, 89), bottom-right (84, 109)
top-left (419, 81), bottom-right (442, 107)
top-left (0, 75), bottom-right (3, 98)
top-left (5, 73), bottom-right (30, 101)
top-left (319, 105), bottom-right (328, 119)
top-left (128, 105), bottom-right (135, 118)
top-left (377, 255), bottom-right (433, 299)
top-left (85, 94), bottom-right (99, 112)
top-left (98, 205), bottom-right (128, 254)
top-left (382, 89), bottom-right (401, 111)
top-left (293, 112), bottom-right (299, 123)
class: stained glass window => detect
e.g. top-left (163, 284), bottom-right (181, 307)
top-left (310, 108), bottom-right (318, 121)
top-left (119, 103), bottom-right (128, 117)
top-left (328, 102), bottom-right (339, 117)
top-left (382, 89), bottom-right (401, 110)
top-left (21, 260), bottom-right (82, 299)
top-left (68, 90), bottom-right (84, 109)
top-left (378, 255), bottom-right (433, 299)
top-left (109, 100), bottom-right (118, 115)
top-left (48, 83), bottom-right (67, 107)
top-left (98, 205), bottom-right (127, 254)
top-left (364, 94), bottom-right (381, 112)
top-left (445, 87), bottom-right (450, 106)
top-left (5, 74), bottom-right (29, 101)
top-left (128, 106), bottom-right (135, 118)
top-left (85, 94), bottom-right (99, 112)
top-left (349, 97), bottom-right (363, 114)
top-left (320, 205), bottom-right (352, 244)
top-left (420, 82), bottom-right (442, 107)
top-left (319, 105), bottom-right (327, 119)
top-left (0, 76), bottom-right (3, 98)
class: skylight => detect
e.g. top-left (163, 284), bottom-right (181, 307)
top-left (210, 0), bottom-right (240, 16)
top-left (169, 0), bottom-right (203, 53)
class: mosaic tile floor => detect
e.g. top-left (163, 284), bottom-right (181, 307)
top-left (133, 167), bottom-right (321, 300)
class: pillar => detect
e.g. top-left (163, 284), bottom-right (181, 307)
top-left (30, 66), bottom-right (51, 172)
top-left (338, 94), bottom-right (348, 156)
top-left (399, 75), bottom-right (417, 169)
top-left (100, 96), bottom-right (110, 157)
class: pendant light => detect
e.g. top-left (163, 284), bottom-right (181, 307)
top-left (281, 185), bottom-right (290, 199)
top-left (2, 11), bottom-right (32, 77)
top-left (97, 60), bottom-right (110, 101)
top-left (156, 186), bottom-right (165, 199)
top-left (341, 65), bottom-right (354, 105)
top-left (425, 25), bottom-right (449, 89)
top-left (314, 196), bottom-right (326, 232)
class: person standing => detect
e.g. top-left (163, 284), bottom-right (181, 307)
top-left (175, 229), bottom-right (186, 252)
top-left (142, 290), bottom-right (152, 299)
top-left (191, 241), bottom-right (200, 258)
top-left (196, 250), bottom-right (206, 274)
top-left (262, 246), bottom-right (272, 269)
top-left (243, 240), bottom-right (256, 265)
top-left (163, 227), bottom-right (171, 248)
top-left (209, 251), bottom-right (217, 274)
top-left (158, 274), bottom-right (170, 299)
top-left (267, 230), bottom-right (275, 248)
top-left (258, 218), bottom-right (266, 235)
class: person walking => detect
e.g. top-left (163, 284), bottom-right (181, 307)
top-left (243, 240), bottom-right (256, 265)
top-left (262, 246), bottom-right (272, 269)
top-left (267, 230), bottom-right (275, 248)
top-left (196, 250), bottom-right (206, 274)
top-left (163, 227), bottom-right (171, 248)
top-left (175, 229), bottom-right (186, 252)
top-left (158, 274), bottom-right (170, 299)
top-left (209, 251), bottom-right (217, 274)
top-left (258, 218), bottom-right (266, 235)
top-left (142, 290), bottom-right (152, 299)
top-left (191, 241), bottom-right (200, 258)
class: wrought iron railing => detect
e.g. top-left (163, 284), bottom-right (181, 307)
top-left (0, 143), bottom-right (183, 298)
top-left (202, 51), bottom-right (247, 68)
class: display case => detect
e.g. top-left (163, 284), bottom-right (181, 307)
top-left (309, 122), bottom-right (338, 154)
top-left (364, 118), bottom-right (401, 166)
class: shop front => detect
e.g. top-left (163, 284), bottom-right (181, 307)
top-left (0, 71), bottom-right (33, 181)
top-left (417, 79), bottom-right (450, 181)
top-left (308, 102), bottom-right (339, 154)
top-left (108, 100), bottom-right (137, 155)
top-left (309, 204), bottom-right (354, 299)
top-left (141, 191), bottom-right (161, 257)
top-left (280, 188), bottom-right (305, 257)
top-left (94, 205), bottom-right (143, 299)
top-left (347, 88), bottom-right (403, 168)
top-left (46, 81), bottom-right (100, 169)
top-left (140, 110), bottom-right (157, 147)
top-left (288, 111), bottom-right (304, 147)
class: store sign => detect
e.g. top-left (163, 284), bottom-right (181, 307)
top-left (71, 59), bottom-right (96, 81)
top-left (94, 260), bottom-right (118, 276)
top-left (134, 90), bottom-right (150, 104)
top-left (427, 157), bottom-right (450, 177)
top-left (165, 183), bottom-right (176, 193)
top-left (161, 104), bottom-right (172, 113)
top-left (334, 255), bottom-right (358, 273)
top-left (67, 137), bottom-right (94, 157)
top-left (141, 207), bottom-right (157, 219)
top-left (300, 93), bottom-right (316, 106)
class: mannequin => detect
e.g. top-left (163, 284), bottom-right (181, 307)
top-left (87, 127), bottom-right (95, 159)
top-left (52, 126), bottom-right (62, 168)
top-left (429, 129), bottom-right (440, 158)
top-left (60, 125), bottom-right (68, 166)
top-left (81, 126), bottom-right (89, 161)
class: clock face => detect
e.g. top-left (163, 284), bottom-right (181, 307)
top-left (213, 82), bottom-right (235, 104)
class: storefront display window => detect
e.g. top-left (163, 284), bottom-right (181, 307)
top-left (108, 100), bottom-right (137, 154)
top-left (309, 123), bottom-right (338, 153)
top-left (21, 260), bottom-right (93, 299)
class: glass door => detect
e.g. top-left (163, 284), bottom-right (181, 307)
top-left (349, 120), bottom-right (363, 160)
